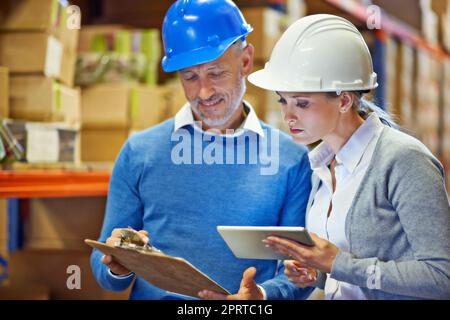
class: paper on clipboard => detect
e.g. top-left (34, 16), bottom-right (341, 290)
top-left (85, 239), bottom-right (230, 298)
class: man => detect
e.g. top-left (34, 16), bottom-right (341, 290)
top-left (90, 0), bottom-right (313, 300)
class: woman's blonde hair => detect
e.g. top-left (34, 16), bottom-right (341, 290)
top-left (327, 91), bottom-right (398, 128)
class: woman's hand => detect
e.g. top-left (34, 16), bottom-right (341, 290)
top-left (284, 260), bottom-right (317, 288)
top-left (264, 233), bottom-right (339, 274)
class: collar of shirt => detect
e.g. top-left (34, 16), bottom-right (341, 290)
top-left (173, 100), bottom-right (265, 138)
top-left (309, 113), bottom-right (384, 174)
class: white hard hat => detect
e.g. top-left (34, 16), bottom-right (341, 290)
top-left (248, 14), bottom-right (378, 92)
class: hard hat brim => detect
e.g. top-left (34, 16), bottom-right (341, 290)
top-left (162, 35), bottom-right (246, 73)
top-left (248, 68), bottom-right (378, 93)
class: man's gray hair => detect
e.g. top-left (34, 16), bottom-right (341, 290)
top-left (232, 38), bottom-right (248, 56)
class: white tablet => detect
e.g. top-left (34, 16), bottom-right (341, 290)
top-left (217, 226), bottom-right (315, 260)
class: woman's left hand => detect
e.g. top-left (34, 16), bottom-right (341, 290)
top-left (264, 233), bottom-right (340, 274)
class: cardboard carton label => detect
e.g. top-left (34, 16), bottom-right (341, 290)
top-left (26, 124), bottom-right (59, 163)
top-left (44, 36), bottom-right (62, 78)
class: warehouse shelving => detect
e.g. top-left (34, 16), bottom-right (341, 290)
top-left (0, 170), bottom-right (110, 199)
top-left (324, 0), bottom-right (449, 60)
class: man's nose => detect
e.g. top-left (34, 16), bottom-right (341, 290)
top-left (198, 78), bottom-right (215, 101)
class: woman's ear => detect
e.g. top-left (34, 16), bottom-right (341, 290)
top-left (339, 92), bottom-right (353, 113)
top-left (240, 43), bottom-right (254, 76)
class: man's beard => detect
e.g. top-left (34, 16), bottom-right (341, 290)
top-left (190, 77), bottom-right (246, 128)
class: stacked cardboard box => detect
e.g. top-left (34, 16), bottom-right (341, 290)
top-left (0, 67), bottom-right (7, 120)
top-left (81, 84), bottom-right (168, 162)
top-left (0, 0), bottom-right (79, 87)
top-left (384, 36), bottom-right (399, 117)
top-left (0, 283), bottom-right (50, 300)
top-left (242, 7), bottom-right (286, 62)
top-left (442, 1), bottom-right (450, 51)
top-left (76, 24), bottom-right (161, 86)
top-left (431, 0), bottom-right (450, 50)
top-left (421, 0), bottom-right (440, 45)
top-left (396, 43), bottom-right (416, 132)
top-left (415, 50), bottom-right (441, 156)
top-left (240, 7), bottom-right (289, 124)
top-left (0, 196), bottom-right (130, 299)
top-left (246, 61), bottom-right (285, 128)
top-left (23, 197), bottom-right (106, 251)
top-left (5, 250), bottom-right (130, 299)
top-left (2, 119), bottom-right (80, 164)
top-left (0, 0), bottom-right (81, 165)
top-left (9, 76), bottom-right (80, 127)
top-left (163, 80), bottom-right (187, 120)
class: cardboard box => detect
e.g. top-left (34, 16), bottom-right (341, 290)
top-left (0, 0), bottom-right (64, 30)
top-left (415, 50), bottom-right (440, 155)
top-left (130, 85), bottom-right (168, 130)
top-left (23, 197), bottom-right (106, 251)
top-left (242, 7), bottom-right (285, 61)
top-left (0, 283), bottom-right (49, 300)
top-left (81, 127), bottom-right (129, 162)
top-left (9, 76), bottom-right (80, 127)
top-left (164, 80), bottom-right (187, 119)
top-left (6, 250), bottom-right (130, 299)
top-left (81, 84), bottom-right (130, 128)
top-left (372, 0), bottom-right (422, 31)
top-left (0, 32), bottom-right (77, 87)
top-left (385, 36), bottom-right (399, 116)
top-left (442, 1), bottom-right (450, 51)
top-left (396, 43), bottom-right (416, 130)
top-left (0, 0), bottom-right (80, 47)
top-left (101, 0), bottom-right (171, 29)
top-left (81, 84), bottom-right (167, 130)
top-left (0, 67), bottom-right (8, 119)
top-left (3, 119), bottom-right (80, 164)
top-left (421, 0), bottom-right (440, 45)
top-left (77, 24), bottom-right (130, 53)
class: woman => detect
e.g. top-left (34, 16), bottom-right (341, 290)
top-left (248, 14), bottom-right (450, 299)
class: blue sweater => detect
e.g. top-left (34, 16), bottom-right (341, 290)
top-left (90, 119), bottom-right (313, 299)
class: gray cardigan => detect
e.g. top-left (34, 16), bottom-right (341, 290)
top-left (308, 126), bottom-right (450, 299)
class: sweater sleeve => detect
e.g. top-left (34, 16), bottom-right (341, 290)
top-left (90, 141), bottom-right (144, 292)
top-left (259, 151), bottom-right (315, 299)
top-left (330, 147), bottom-right (450, 299)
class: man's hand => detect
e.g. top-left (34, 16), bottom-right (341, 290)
top-left (198, 267), bottom-right (264, 300)
top-left (101, 228), bottom-right (149, 276)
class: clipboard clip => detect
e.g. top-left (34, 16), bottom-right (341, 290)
top-left (116, 227), bottom-right (163, 254)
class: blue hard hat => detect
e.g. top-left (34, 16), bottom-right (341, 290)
top-left (161, 0), bottom-right (253, 72)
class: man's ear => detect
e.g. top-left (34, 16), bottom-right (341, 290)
top-left (240, 43), bottom-right (254, 76)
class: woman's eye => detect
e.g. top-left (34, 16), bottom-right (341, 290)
top-left (277, 98), bottom-right (287, 105)
top-left (296, 101), bottom-right (310, 108)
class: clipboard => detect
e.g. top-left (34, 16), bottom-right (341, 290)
top-left (85, 239), bottom-right (230, 298)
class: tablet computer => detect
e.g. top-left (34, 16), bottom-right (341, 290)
top-left (217, 226), bottom-right (315, 260)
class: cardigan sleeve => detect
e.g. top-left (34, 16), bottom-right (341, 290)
top-left (330, 146), bottom-right (450, 299)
